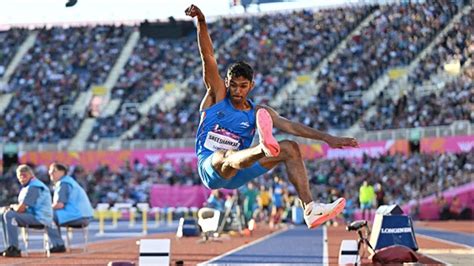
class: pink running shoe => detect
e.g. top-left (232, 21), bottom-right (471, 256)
top-left (304, 198), bottom-right (346, 229)
top-left (256, 108), bottom-right (280, 157)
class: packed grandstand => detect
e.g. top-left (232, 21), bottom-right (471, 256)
top-left (0, 0), bottom-right (472, 222)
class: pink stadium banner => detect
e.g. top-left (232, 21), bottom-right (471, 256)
top-left (20, 150), bottom-right (132, 171)
top-left (19, 148), bottom-right (196, 172)
top-left (130, 148), bottom-right (196, 168)
top-left (421, 135), bottom-right (474, 154)
top-left (19, 140), bottom-right (410, 171)
top-left (402, 182), bottom-right (474, 220)
top-left (149, 184), bottom-right (232, 208)
top-left (351, 182), bottom-right (473, 221)
top-left (300, 139), bottom-right (409, 161)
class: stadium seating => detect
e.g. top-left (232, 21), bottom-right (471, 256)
top-left (1, 151), bottom-right (471, 210)
top-left (0, 0), bottom-right (474, 212)
top-left (303, 0), bottom-right (459, 129)
top-left (0, 28), bottom-right (28, 79)
top-left (363, 9), bottom-right (473, 130)
top-left (145, 6), bottom-right (372, 139)
top-left (1, 26), bottom-right (132, 142)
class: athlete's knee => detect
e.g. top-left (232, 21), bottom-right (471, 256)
top-left (211, 150), bottom-right (226, 171)
top-left (279, 140), bottom-right (301, 159)
top-left (211, 150), bottom-right (237, 180)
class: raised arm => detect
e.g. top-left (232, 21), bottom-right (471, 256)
top-left (259, 105), bottom-right (359, 148)
top-left (185, 4), bottom-right (226, 109)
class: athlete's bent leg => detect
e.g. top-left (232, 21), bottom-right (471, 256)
top-left (211, 146), bottom-right (266, 180)
top-left (211, 109), bottom-right (280, 180)
top-left (259, 140), bottom-right (312, 204)
top-left (259, 140), bottom-right (345, 229)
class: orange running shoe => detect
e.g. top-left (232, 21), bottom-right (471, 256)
top-left (304, 198), bottom-right (346, 229)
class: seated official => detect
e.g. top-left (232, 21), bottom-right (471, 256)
top-left (1, 165), bottom-right (53, 257)
top-left (46, 163), bottom-right (94, 253)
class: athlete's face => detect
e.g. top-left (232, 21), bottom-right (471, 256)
top-left (225, 75), bottom-right (254, 105)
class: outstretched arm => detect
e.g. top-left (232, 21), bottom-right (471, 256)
top-left (185, 4), bottom-right (226, 109)
top-left (260, 105), bottom-right (359, 148)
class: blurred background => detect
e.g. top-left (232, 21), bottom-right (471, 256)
top-left (0, 0), bottom-right (472, 224)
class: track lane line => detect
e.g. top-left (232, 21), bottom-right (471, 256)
top-left (198, 226), bottom-right (292, 265)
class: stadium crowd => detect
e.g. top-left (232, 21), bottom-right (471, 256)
top-left (364, 76), bottom-right (473, 130)
top-left (0, 1), bottom-right (472, 260)
top-left (408, 9), bottom-right (473, 85)
top-left (1, 151), bottom-right (471, 216)
top-left (89, 104), bottom-right (141, 141)
top-left (88, 5), bottom-right (373, 139)
top-left (299, 0), bottom-right (459, 130)
top-left (87, 18), bottom-right (245, 139)
top-left (0, 1), bottom-right (470, 143)
top-left (130, 85), bottom-right (201, 140)
top-left (215, 6), bottom-right (373, 103)
top-left (91, 0), bottom-right (466, 141)
top-left (0, 28), bottom-right (28, 79)
top-left (0, 25), bottom-right (132, 142)
top-left (363, 9), bottom-right (473, 130)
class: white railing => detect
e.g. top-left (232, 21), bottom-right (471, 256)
top-left (351, 121), bottom-right (472, 142)
top-left (2, 121), bottom-right (472, 152)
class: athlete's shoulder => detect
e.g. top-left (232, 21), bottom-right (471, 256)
top-left (201, 96), bottom-right (229, 112)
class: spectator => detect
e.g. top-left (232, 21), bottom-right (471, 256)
top-left (242, 182), bottom-right (259, 223)
top-left (436, 193), bottom-right (450, 220)
top-left (449, 196), bottom-right (463, 220)
top-left (342, 191), bottom-right (355, 223)
top-left (374, 183), bottom-right (385, 208)
top-left (1, 165), bottom-right (53, 257)
top-left (409, 197), bottom-right (421, 220)
top-left (256, 185), bottom-right (271, 222)
top-left (270, 176), bottom-right (286, 229)
top-left (359, 180), bottom-right (375, 220)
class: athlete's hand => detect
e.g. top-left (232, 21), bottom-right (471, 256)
top-left (326, 136), bottom-right (359, 149)
top-left (185, 4), bottom-right (205, 21)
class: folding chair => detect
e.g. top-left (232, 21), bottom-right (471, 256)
top-left (60, 219), bottom-right (90, 252)
top-left (18, 224), bottom-right (50, 257)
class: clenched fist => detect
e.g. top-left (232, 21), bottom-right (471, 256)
top-left (185, 4), bottom-right (205, 21)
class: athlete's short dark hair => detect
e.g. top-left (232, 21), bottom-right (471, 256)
top-left (227, 61), bottom-right (254, 82)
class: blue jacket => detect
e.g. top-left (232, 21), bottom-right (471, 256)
top-left (54, 175), bottom-right (94, 225)
top-left (18, 178), bottom-right (53, 226)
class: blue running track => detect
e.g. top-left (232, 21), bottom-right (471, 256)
top-left (415, 228), bottom-right (474, 247)
top-left (211, 225), bottom-right (324, 264)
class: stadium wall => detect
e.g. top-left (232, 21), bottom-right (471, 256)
top-left (18, 139), bottom-right (410, 171)
top-left (18, 136), bottom-right (474, 170)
